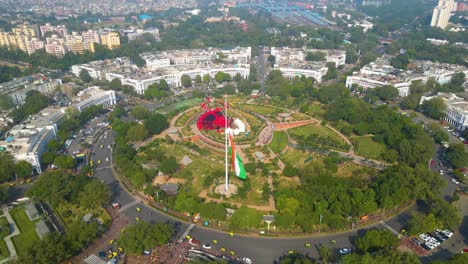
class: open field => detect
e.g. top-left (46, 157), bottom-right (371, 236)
top-left (351, 136), bottom-right (387, 160)
top-left (269, 131), bottom-right (288, 154)
top-left (10, 206), bottom-right (40, 256)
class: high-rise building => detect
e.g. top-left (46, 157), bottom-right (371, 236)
top-left (431, 0), bottom-right (456, 29)
top-left (99, 32), bottom-right (120, 50)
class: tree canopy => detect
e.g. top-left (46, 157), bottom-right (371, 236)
top-left (117, 221), bottom-right (174, 255)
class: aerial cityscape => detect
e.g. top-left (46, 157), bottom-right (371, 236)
top-left (0, 0), bottom-right (467, 263)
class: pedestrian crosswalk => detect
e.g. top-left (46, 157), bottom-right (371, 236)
top-left (118, 200), bottom-right (141, 213)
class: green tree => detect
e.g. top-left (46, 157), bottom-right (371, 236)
top-left (144, 113), bottom-right (169, 135)
top-left (318, 245), bottom-right (332, 264)
top-left (244, 162), bottom-right (257, 174)
top-left (127, 123), bottom-right (149, 141)
top-left (267, 55), bottom-right (276, 66)
top-left (130, 105), bottom-right (151, 120)
top-left (195, 75), bottom-right (202, 84)
top-left (355, 229), bottom-right (399, 253)
top-left (159, 156), bottom-right (178, 174)
top-left (450, 72), bottom-right (465, 87)
top-left (26, 171), bottom-right (74, 207)
top-left (421, 98), bottom-right (446, 119)
top-left (446, 143), bottom-right (468, 169)
top-left (0, 152), bottom-right (16, 182)
top-left (15, 161), bottom-right (32, 179)
top-left (279, 253), bottom-right (314, 264)
top-left (110, 78), bottom-right (122, 90)
top-left (305, 51), bottom-right (326, 61)
top-left (79, 180), bottom-right (110, 209)
top-left (0, 94), bottom-right (13, 110)
top-left (54, 155), bottom-right (76, 169)
top-left (203, 74), bottom-right (211, 83)
top-left (229, 205), bottom-right (262, 231)
top-left (79, 69), bottom-right (92, 83)
top-left (390, 54), bottom-right (409, 69)
top-left (407, 212), bottom-right (440, 235)
top-left (215, 72), bottom-right (231, 83)
top-left (374, 85), bottom-right (399, 101)
top-left (282, 164), bottom-right (297, 177)
top-left (323, 62), bottom-right (337, 80)
top-left (118, 222), bottom-right (173, 255)
top-left (181, 74), bottom-right (192, 88)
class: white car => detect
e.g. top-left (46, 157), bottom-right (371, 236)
top-left (242, 257), bottom-right (253, 264)
top-left (451, 178), bottom-right (460, 185)
top-left (439, 170), bottom-right (444, 175)
top-left (419, 233), bottom-right (431, 241)
top-left (105, 157), bottom-right (109, 162)
top-left (441, 229), bottom-right (453, 238)
top-left (202, 243), bottom-right (211, 249)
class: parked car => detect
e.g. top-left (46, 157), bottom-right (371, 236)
top-left (339, 248), bottom-right (351, 255)
top-left (451, 178), bottom-right (460, 185)
top-left (411, 237), bottom-right (422, 245)
top-left (112, 203), bottom-right (121, 210)
top-left (189, 238), bottom-right (201, 247)
top-left (202, 243), bottom-right (211, 249)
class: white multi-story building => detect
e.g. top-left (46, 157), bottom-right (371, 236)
top-left (0, 74), bottom-right (62, 105)
top-left (420, 93), bottom-right (468, 131)
top-left (73, 86), bottom-right (117, 112)
top-left (345, 76), bottom-right (411, 97)
top-left (270, 47), bottom-right (346, 83)
top-left (0, 106), bottom-right (65, 173)
top-left (0, 87), bottom-right (117, 173)
top-left (71, 57), bottom-right (135, 80)
top-left (142, 53), bottom-right (171, 70)
top-left (106, 64), bottom-right (250, 94)
top-left (345, 58), bottom-right (413, 97)
top-left (127, 28), bottom-right (160, 41)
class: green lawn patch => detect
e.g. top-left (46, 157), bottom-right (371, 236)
top-left (0, 217), bottom-right (10, 260)
top-left (288, 124), bottom-right (348, 151)
top-left (237, 104), bottom-right (281, 115)
top-left (10, 207), bottom-right (40, 256)
top-left (269, 131), bottom-right (288, 154)
top-left (351, 136), bottom-right (388, 160)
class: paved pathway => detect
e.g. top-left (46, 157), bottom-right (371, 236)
top-left (0, 206), bottom-right (20, 264)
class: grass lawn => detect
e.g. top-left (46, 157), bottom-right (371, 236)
top-left (279, 148), bottom-right (313, 167)
top-left (290, 113), bottom-right (309, 121)
top-left (277, 177), bottom-right (300, 191)
top-left (229, 173), bottom-right (267, 206)
top-left (269, 131), bottom-right (288, 154)
top-left (336, 162), bottom-right (366, 178)
top-left (237, 104), bottom-right (281, 115)
top-left (175, 108), bottom-right (201, 127)
top-left (10, 207), bottom-right (40, 256)
top-left (0, 217), bottom-right (10, 260)
top-left (351, 136), bottom-right (388, 160)
top-left (289, 124), bottom-right (345, 145)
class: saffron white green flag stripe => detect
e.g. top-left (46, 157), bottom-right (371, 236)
top-left (228, 134), bottom-right (247, 180)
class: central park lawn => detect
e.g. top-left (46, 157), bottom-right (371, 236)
top-left (269, 131), bottom-right (288, 154)
top-left (0, 217), bottom-right (10, 260)
top-left (351, 136), bottom-right (388, 160)
top-left (289, 123), bottom-right (346, 145)
top-left (10, 206), bottom-right (40, 256)
top-left (236, 104), bottom-right (281, 115)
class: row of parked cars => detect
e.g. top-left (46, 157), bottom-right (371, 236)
top-left (412, 229), bottom-right (453, 251)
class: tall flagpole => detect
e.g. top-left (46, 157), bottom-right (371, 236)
top-left (225, 94), bottom-right (228, 191)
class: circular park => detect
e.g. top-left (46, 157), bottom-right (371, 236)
top-left (112, 93), bottom-right (446, 236)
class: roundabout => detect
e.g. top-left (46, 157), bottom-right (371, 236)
top-left (102, 94), bottom-right (464, 263)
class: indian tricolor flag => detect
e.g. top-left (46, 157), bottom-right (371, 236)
top-left (228, 134), bottom-right (247, 180)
